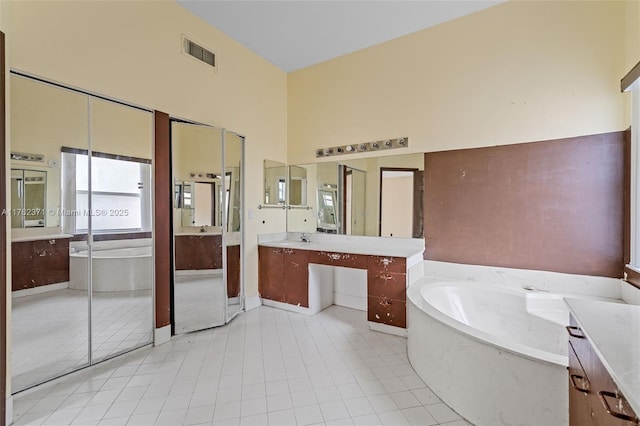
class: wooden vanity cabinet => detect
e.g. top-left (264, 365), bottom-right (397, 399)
top-left (259, 246), bottom-right (411, 329)
top-left (174, 234), bottom-right (222, 270)
top-left (12, 238), bottom-right (70, 291)
top-left (568, 315), bottom-right (639, 426)
top-left (367, 256), bottom-right (407, 328)
top-left (258, 246), bottom-right (309, 307)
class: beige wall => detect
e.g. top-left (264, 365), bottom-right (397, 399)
top-left (288, 0), bottom-right (627, 164)
top-left (5, 1), bottom-right (288, 323)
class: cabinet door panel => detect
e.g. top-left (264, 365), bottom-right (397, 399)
top-left (367, 271), bottom-right (406, 300)
top-left (367, 296), bottom-right (406, 328)
top-left (283, 249), bottom-right (309, 307)
top-left (569, 342), bottom-right (594, 426)
top-left (259, 246), bottom-right (285, 303)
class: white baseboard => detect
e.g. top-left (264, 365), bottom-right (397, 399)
top-left (245, 295), bottom-right (262, 311)
top-left (12, 282), bottom-right (69, 298)
top-left (334, 293), bottom-right (367, 311)
top-left (368, 321), bottom-right (408, 337)
top-left (154, 324), bottom-right (171, 346)
top-left (6, 396), bottom-right (13, 425)
top-left (262, 298), bottom-right (316, 315)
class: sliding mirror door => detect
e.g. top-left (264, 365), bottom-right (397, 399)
top-left (224, 130), bottom-right (243, 321)
top-left (172, 122), bottom-right (226, 333)
top-left (10, 74), bottom-right (90, 391)
top-left (88, 98), bottom-right (153, 362)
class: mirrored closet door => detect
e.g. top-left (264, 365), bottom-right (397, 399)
top-left (171, 122), bottom-right (244, 334)
top-left (10, 73), bottom-right (154, 392)
top-left (88, 98), bottom-right (154, 363)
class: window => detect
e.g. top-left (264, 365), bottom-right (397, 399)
top-left (62, 149), bottom-right (152, 234)
top-left (277, 178), bottom-right (286, 203)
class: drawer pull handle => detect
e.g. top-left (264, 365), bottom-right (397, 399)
top-left (598, 390), bottom-right (639, 423)
top-left (570, 374), bottom-right (589, 393)
top-left (566, 326), bottom-right (585, 339)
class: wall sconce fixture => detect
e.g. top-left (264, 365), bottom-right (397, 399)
top-left (11, 152), bottom-right (45, 162)
top-left (315, 137), bottom-right (409, 158)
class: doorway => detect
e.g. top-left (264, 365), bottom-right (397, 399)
top-left (379, 168), bottom-right (424, 238)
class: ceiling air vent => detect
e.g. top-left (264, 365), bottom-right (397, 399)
top-left (183, 36), bottom-right (217, 71)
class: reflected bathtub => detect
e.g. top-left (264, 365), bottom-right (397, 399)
top-left (407, 279), bottom-right (619, 426)
top-left (69, 246), bottom-right (152, 291)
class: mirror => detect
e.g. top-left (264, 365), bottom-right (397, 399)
top-left (171, 122), bottom-right (244, 332)
top-left (288, 165), bottom-right (308, 206)
top-left (287, 153), bottom-right (424, 237)
top-left (224, 130), bottom-right (243, 321)
top-left (175, 178), bottom-right (227, 228)
top-left (11, 169), bottom-right (47, 228)
top-left (263, 160), bottom-right (286, 205)
top-left (9, 73), bottom-right (154, 392)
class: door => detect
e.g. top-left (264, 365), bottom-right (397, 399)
top-left (10, 74), bottom-right (91, 392)
top-left (88, 97), bottom-right (154, 363)
top-left (224, 130), bottom-right (243, 322)
top-left (171, 121), bottom-right (226, 333)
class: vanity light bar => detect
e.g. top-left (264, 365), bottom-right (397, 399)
top-left (315, 137), bottom-right (408, 158)
top-left (11, 152), bottom-right (45, 162)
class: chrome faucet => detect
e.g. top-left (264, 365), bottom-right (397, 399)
top-left (300, 233), bottom-right (310, 243)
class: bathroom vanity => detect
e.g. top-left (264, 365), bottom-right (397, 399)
top-left (258, 233), bottom-right (424, 334)
top-left (11, 235), bottom-right (72, 292)
top-left (566, 299), bottom-right (640, 426)
top-left (174, 233), bottom-right (223, 270)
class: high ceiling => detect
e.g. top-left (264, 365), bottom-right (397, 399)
top-left (177, 1), bottom-right (503, 72)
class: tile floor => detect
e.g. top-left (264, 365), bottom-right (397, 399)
top-left (12, 305), bottom-right (471, 426)
top-left (12, 289), bottom-right (153, 392)
top-left (174, 274), bottom-right (226, 333)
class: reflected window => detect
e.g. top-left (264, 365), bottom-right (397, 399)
top-left (278, 178), bottom-right (286, 203)
top-left (62, 148), bottom-right (152, 234)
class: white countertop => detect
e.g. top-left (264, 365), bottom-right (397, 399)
top-left (566, 298), bottom-right (640, 415)
top-left (259, 239), bottom-right (423, 259)
top-left (12, 234), bottom-right (73, 242)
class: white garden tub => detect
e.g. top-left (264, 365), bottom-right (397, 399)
top-left (407, 279), bottom-right (620, 426)
top-left (69, 246), bottom-right (152, 292)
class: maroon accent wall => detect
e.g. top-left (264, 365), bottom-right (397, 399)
top-left (0, 31), bottom-right (6, 426)
top-left (424, 131), bottom-right (626, 278)
top-left (154, 111), bottom-right (171, 329)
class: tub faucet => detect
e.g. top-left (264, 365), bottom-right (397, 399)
top-left (523, 285), bottom-right (549, 292)
top-left (300, 233), bottom-right (310, 243)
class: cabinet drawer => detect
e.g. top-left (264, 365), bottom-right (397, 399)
top-left (307, 251), bottom-right (368, 269)
top-left (368, 256), bottom-right (406, 273)
top-left (367, 296), bottom-right (406, 328)
top-left (367, 271), bottom-right (406, 300)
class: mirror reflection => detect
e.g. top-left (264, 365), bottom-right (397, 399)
top-left (287, 153), bottom-right (424, 238)
top-left (11, 169), bottom-right (47, 228)
top-left (224, 130), bottom-right (243, 321)
top-left (263, 160), bottom-right (286, 205)
top-left (10, 73), bottom-right (154, 392)
top-left (171, 123), bottom-right (244, 332)
top-left (288, 165), bottom-right (307, 206)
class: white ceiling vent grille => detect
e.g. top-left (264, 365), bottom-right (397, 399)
top-left (182, 35), bottom-right (217, 71)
